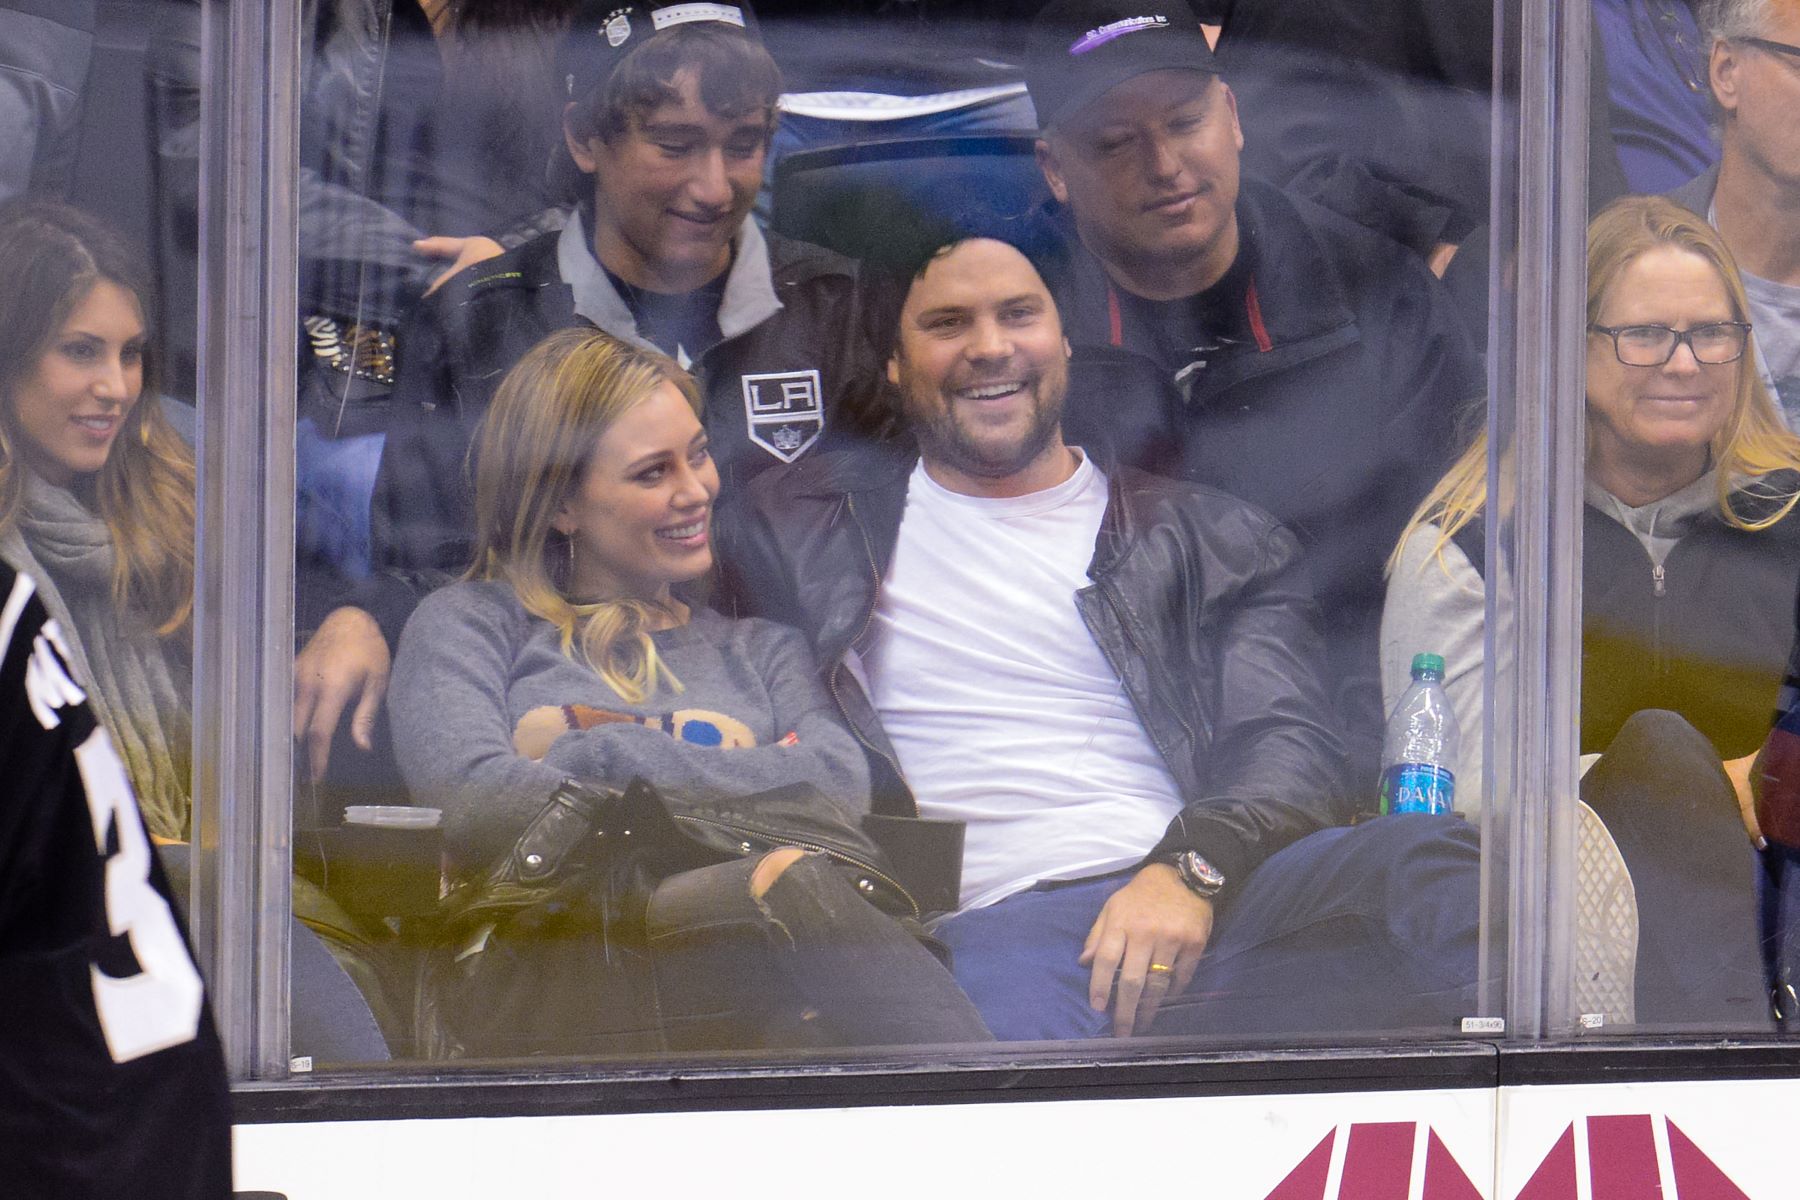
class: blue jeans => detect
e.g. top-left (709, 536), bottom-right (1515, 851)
top-left (295, 416), bottom-right (384, 583)
top-left (157, 845), bottom-right (391, 1062)
top-left (932, 815), bottom-right (1481, 1042)
top-left (1768, 847), bottom-right (1800, 1022)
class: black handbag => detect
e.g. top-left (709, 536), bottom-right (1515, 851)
top-left (416, 777), bottom-right (921, 1058)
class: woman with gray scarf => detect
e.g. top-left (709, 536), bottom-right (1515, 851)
top-left (0, 204), bottom-right (194, 843)
top-left (0, 199), bottom-right (390, 1061)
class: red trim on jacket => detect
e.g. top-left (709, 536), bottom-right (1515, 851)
top-left (1106, 276), bottom-right (1276, 353)
top-left (1245, 277), bottom-right (1273, 352)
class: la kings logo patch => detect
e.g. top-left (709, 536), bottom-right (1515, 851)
top-left (742, 369), bottom-right (823, 463)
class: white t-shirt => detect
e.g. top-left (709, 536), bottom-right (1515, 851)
top-left (858, 455), bottom-right (1185, 911)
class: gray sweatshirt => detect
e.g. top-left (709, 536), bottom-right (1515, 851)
top-left (388, 580), bottom-right (872, 871)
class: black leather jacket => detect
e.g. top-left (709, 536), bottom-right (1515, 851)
top-left (723, 442), bottom-right (1349, 900)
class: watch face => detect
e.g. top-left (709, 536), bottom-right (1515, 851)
top-left (1179, 850), bottom-right (1225, 895)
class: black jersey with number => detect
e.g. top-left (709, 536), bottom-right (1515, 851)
top-left (0, 561), bottom-right (231, 1198)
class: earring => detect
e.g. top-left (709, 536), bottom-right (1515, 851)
top-left (566, 531), bottom-right (577, 580)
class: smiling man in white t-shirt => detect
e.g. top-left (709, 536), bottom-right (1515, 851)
top-left (729, 221), bottom-right (1482, 1041)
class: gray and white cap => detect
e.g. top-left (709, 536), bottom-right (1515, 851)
top-left (557, 0), bottom-right (764, 103)
top-left (1023, 0), bottom-right (1219, 131)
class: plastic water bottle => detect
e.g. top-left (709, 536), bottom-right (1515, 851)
top-left (1377, 653), bottom-right (1459, 815)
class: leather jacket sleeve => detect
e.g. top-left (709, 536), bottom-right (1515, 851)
top-left (1120, 494), bottom-right (1348, 899)
top-left (0, 0), bottom-right (95, 203)
top-left (711, 480), bottom-right (803, 629)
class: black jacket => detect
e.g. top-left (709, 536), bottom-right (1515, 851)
top-left (1212, 0), bottom-right (1492, 255)
top-left (0, 557), bottom-right (233, 1199)
top-left (359, 221), bottom-right (877, 646)
top-left (1045, 178), bottom-right (1484, 790)
top-left (1456, 479), bottom-right (1800, 762)
top-left (724, 442), bottom-right (1348, 902)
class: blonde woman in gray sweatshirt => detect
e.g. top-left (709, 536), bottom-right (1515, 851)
top-left (388, 327), bottom-right (989, 1055)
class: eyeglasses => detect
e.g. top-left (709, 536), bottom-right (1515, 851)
top-left (1738, 35), bottom-right (1800, 66)
top-left (1587, 321), bottom-right (1752, 366)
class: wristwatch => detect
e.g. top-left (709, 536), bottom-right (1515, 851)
top-left (1166, 849), bottom-right (1226, 899)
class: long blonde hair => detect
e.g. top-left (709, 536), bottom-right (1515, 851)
top-left (1394, 195), bottom-right (1800, 573)
top-left (0, 201), bottom-right (195, 636)
top-left (467, 327), bottom-right (704, 702)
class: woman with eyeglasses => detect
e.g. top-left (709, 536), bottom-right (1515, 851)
top-left (1382, 195), bottom-right (1800, 1028)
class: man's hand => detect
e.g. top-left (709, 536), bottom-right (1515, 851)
top-left (1724, 750), bottom-right (1766, 847)
top-left (513, 705), bottom-right (568, 761)
top-left (1079, 862), bottom-right (1214, 1037)
top-left (293, 606), bottom-right (391, 780)
top-left (1427, 241), bottom-right (1460, 278)
top-left (415, 235), bottom-right (505, 297)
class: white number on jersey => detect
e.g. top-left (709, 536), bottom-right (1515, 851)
top-left (75, 727), bottom-right (206, 1063)
top-left (6, 571), bottom-right (206, 1062)
top-left (27, 620), bottom-right (86, 729)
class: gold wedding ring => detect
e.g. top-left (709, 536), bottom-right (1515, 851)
top-left (1148, 962), bottom-right (1174, 974)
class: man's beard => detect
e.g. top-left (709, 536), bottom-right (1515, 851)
top-left (908, 377), bottom-right (1065, 481)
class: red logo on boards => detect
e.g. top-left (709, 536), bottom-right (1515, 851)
top-left (1264, 1122), bottom-right (1481, 1200)
top-left (1515, 1114), bottom-right (1749, 1200)
top-left (1264, 1116), bottom-right (1751, 1199)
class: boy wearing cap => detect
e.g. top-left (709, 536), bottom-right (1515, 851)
top-left (296, 2), bottom-right (877, 774)
top-left (1024, 0), bottom-right (1482, 792)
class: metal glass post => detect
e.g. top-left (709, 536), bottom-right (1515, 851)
top-left (1488, 0), bottom-right (1589, 1039)
top-left (192, 0), bottom-right (302, 1080)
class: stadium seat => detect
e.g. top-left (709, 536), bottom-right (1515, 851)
top-left (771, 134), bottom-right (1048, 262)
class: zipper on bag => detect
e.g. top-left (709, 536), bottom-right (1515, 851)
top-left (672, 812), bottom-right (920, 919)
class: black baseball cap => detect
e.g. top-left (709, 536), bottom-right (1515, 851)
top-left (1024, 0), bottom-right (1219, 131)
top-left (557, 0), bottom-right (765, 105)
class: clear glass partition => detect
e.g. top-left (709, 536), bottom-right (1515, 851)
top-left (1489, 0), bottom-right (1591, 1040)
top-left (21, 0), bottom-right (1744, 1092)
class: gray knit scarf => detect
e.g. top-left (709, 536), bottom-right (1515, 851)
top-left (4, 472), bottom-right (192, 840)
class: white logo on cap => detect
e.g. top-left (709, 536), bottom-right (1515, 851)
top-left (605, 10), bottom-right (632, 47)
top-left (651, 3), bottom-right (745, 31)
top-left (1069, 14), bottom-right (1169, 55)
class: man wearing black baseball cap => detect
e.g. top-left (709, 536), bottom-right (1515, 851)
top-left (296, 0), bottom-right (878, 780)
top-left (1025, 0), bottom-right (1483, 791)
